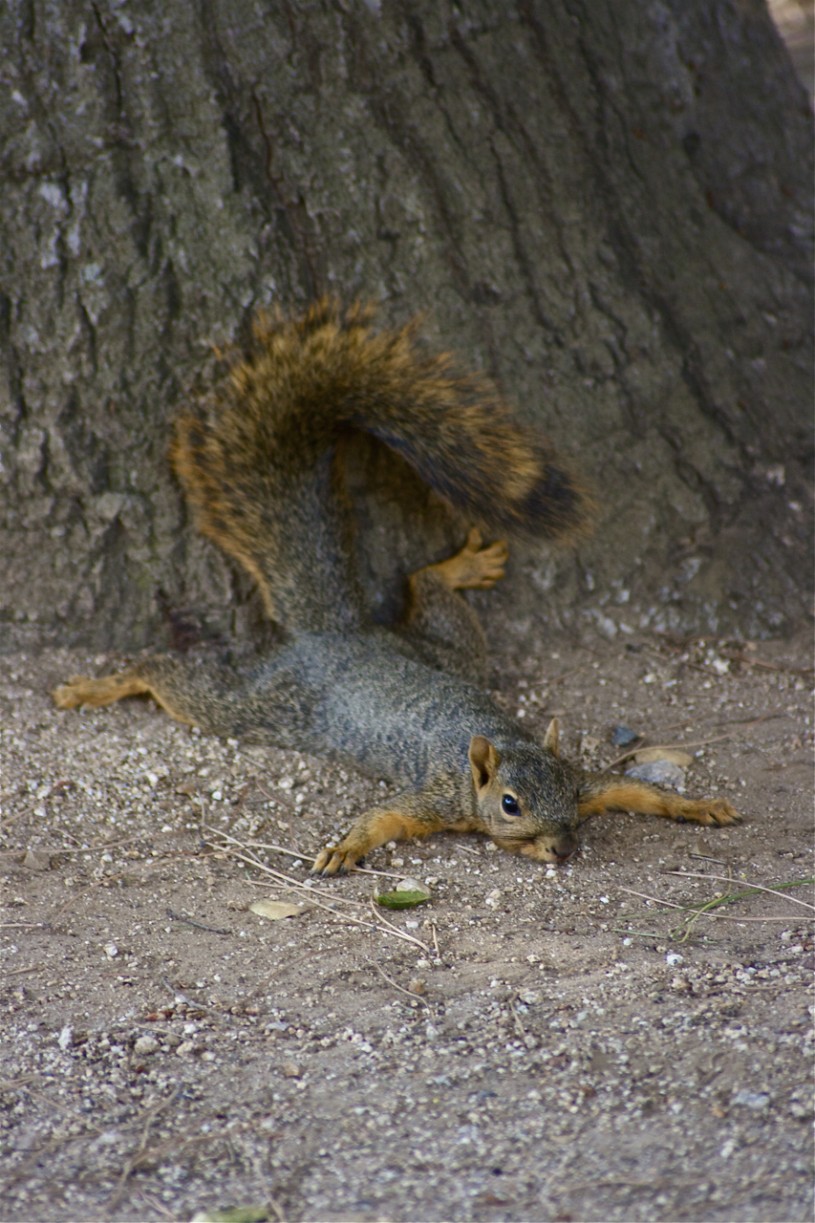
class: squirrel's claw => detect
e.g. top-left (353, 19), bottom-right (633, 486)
top-left (685, 798), bottom-right (742, 826)
top-left (430, 529), bottom-right (509, 591)
top-left (311, 844), bottom-right (362, 876)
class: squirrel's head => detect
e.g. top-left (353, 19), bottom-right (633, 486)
top-left (468, 720), bottom-right (580, 864)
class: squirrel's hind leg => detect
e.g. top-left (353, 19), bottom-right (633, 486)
top-left (54, 670), bottom-right (158, 711)
top-left (426, 528), bottom-right (509, 592)
top-left (53, 655), bottom-right (246, 736)
top-left (399, 529), bottom-right (508, 681)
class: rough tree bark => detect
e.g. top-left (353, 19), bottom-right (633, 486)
top-left (0, 0), bottom-right (811, 651)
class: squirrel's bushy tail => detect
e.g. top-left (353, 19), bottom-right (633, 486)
top-left (173, 299), bottom-right (590, 632)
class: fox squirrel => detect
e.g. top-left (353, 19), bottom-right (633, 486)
top-left (53, 299), bottom-right (740, 873)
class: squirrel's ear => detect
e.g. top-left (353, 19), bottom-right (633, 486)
top-left (543, 717), bottom-right (560, 757)
top-left (469, 735), bottom-right (501, 791)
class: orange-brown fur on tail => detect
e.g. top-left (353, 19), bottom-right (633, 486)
top-left (171, 299), bottom-right (592, 632)
top-left (53, 302), bottom-right (739, 877)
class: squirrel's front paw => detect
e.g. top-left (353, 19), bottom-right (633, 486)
top-left (311, 842), bottom-right (363, 876)
top-left (677, 797), bottom-right (743, 826)
top-left (698, 798), bottom-right (742, 826)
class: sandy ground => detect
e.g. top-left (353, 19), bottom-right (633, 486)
top-left (0, 628), bottom-right (813, 1223)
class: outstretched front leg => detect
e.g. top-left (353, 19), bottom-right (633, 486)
top-left (312, 789), bottom-right (448, 876)
top-left (577, 772), bottom-right (741, 827)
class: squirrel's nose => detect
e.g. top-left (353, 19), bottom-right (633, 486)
top-left (550, 835), bottom-right (577, 863)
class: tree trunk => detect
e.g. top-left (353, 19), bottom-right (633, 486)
top-left (1, 0), bottom-right (811, 651)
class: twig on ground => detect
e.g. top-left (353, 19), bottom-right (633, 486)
top-left (617, 886), bottom-right (684, 911)
top-left (107, 1091), bottom-right (197, 1212)
top-left (617, 884), bottom-right (813, 928)
top-left (205, 827), bottom-right (377, 907)
top-left (242, 837), bottom-right (405, 879)
top-left (604, 732), bottom-right (734, 772)
top-left (663, 870), bottom-right (815, 911)
top-left (371, 961), bottom-right (430, 1007)
top-left (368, 899), bottom-right (432, 954)
top-left (204, 826), bottom-right (432, 952)
top-left (160, 977), bottom-right (234, 1023)
top-left (0, 1075), bottom-right (40, 1093)
top-left (131, 1192), bottom-right (176, 1221)
top-left (165, 908), bottom-right (232, 936)
top-left (507, 997), bottom-right (533, 1047)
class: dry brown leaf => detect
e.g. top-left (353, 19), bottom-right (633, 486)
top-left (248, 899), bottom-right (307, 921)
top-left (631, 746), bottom-right (693, 767)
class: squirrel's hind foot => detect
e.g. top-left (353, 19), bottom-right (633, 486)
top-left (427, 528), bottom-right (509, 592)
top-left (53, 672), bottom-right (150, 709)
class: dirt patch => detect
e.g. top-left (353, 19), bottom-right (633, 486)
top-left (1, 630), bottom-right (812, 1222)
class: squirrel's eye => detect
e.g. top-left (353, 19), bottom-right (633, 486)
top-left (501, 794), bottom-right (520, 815)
